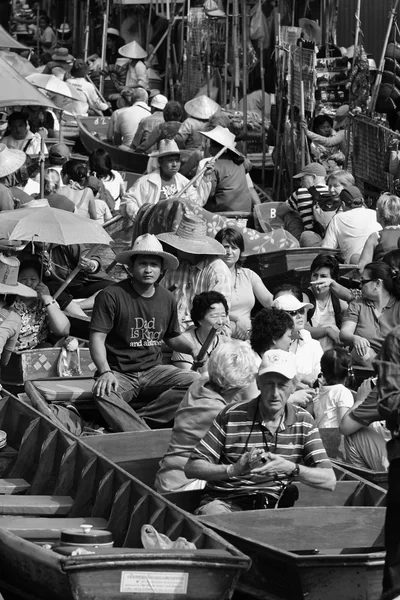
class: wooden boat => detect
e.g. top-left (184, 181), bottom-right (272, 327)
top-left (77, 116), bottom-right (149, 173)
top-left (200, 506), bottom-right (386, 600)
top-left (0, 389), bottom-right (250, 600)
top-left (332, 459), bottom-right (388, 489)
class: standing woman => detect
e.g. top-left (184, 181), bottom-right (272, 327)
top-left (215, 227), bottom-right (272, 339)
top-left (60, 160), bottom-right (97, 220)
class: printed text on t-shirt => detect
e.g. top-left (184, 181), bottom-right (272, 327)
top-left (130, 317), bottom-right (163, 347)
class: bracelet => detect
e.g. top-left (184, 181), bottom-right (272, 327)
top-left (226, 464), bottom-right (234, 479)
top-left (44, 299), bottom-right (57, 308)
top-left (100, 370), bottom-right (113, 376)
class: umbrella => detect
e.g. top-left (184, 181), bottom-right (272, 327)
top-left (0, 207), bottom-right (113, 246)
top-left (0, 56), bottom-right (59, 110)
top-left (26, 73), bottom-right (86, 102)
top-left (0, 51), bottom-right (36, 77)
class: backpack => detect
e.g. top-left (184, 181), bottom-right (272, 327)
top-left (304, 286), bottom-right (343, 328)
top-left (308, 185), bottom-right (341, 237)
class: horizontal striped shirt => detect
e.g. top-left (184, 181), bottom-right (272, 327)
top-left (286, 184), bottom-right (329, 231)
top-left (190, 396), bottom-right (331, 500)
top-left (161, 258), bottom-right (231, 332)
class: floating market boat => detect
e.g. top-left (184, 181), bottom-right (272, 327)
top-left (0, 389), bottom-right (250, 600)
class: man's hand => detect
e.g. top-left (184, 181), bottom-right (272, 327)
top-left (289, 388), bottom-right (316, 407)
top-left (353, 335), bottom-right (370, 357)
top-left (251, 453), bottom-right (296, 478)
top-left (93, 372), bottom-right (118, 397)
top-left (325, 326), bottom-right (341, 344)
top-left (356, 377), bottom-right (373, 406)
top-left (231, 319), bottom-right (249, 341)
top-left (79, 257), bottom-right (97, 272)
top-left (229, 451), bottom-right (253, 477)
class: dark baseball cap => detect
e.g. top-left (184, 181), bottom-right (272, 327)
top-left (49, 143), bottom-right (70, 164)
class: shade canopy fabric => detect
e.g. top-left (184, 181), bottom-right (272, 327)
top-left (0, 50), bottom-right (36, 77)
top-left (0, 207), bottom-right (113, 246)
top-left (26, 74), bottom-right (85, 101)
top-left (0, 56), bottom-right (59, 110)
top-left (0, 25), bottom-right (28, 50)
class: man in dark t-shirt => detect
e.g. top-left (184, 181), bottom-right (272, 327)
top-left (89, 234), bottom-right (200, 432)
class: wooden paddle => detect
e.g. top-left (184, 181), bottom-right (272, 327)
top-left (191, 326), bottom-right (218, 371)
top-left (175, 145), bottom-right (228, 198)
top-left (53, 244), bottom-right (101, 300)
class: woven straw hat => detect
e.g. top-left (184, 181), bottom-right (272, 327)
top-left (115, 234), bottom-right (178, 270)
top-left (118, 41), bottom-right (147, 60)
top-left (52, 47), bottom-right (74, 62)
top-left (157, 213), bottom-right (225, 256)
top-left (57, 23), bottom-right (71, 33)
top-left (0, 255), bottom-right (37, 298)
top-left (149, 139), bottom-right (181, 158)
top-left (184, 95), bottom-right (220, 120)
top-left (200, 125), bottom-right (240, 155)
top-left (0, 144), bottom-right (26, 178)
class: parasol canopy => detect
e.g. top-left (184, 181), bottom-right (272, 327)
top-left (0, 207), bottom-right (113, 246)
top-left (0, 56), bottom-right (59, 110)
top-left (0, 51), bottom-right (36, 77)
top-left (0, 24), bottom-right (29, 50)
top-left (26, 73), bottom-right (86, 101)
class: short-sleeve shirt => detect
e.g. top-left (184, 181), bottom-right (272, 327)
top-left (190, 398), bottom-right (331, 501)
top-left (349, 388), bottom-right (380, 427)
top-left (286, 184), bottom-right (329, 230)
top-left (230, 267), bottom-right (264, 331)
top-left (313, 383), bottom-right (354, 428)
top-left (90, 281), bottom-right (181, 373)
top-left (343, 297), bottom-right (400, 354)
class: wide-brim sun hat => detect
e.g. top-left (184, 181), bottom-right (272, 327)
top-left (118, 41), bottom-right (147, 60)
top-left (107, 27), bottom-right (120, 37)
top-left (272, 294), bottom-right (313, 312)
top-left (115, 233), bottom-right (179, 271)
top-left (258, 349), bottom-right (297, 380)
top-left (0, 144), bottom-right (26, 178)
top-left (200, 125), bottom-right (240, 155)
top-left (184, 95), bottom-right (220, 120)
top-left (157, 213), bottom-right (225, 256)
top-left (57, 23), bottom-right (71, 34)
top-left (52, 47), bottom-right (74, 62)
top-left (149, 139), bottom-right (181, 158)
top-left (0, 254), bottom-right (37, 298)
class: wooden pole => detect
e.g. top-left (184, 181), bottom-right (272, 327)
top-left (39, 137), bottom-right (45, 198)
top-left (99, 0), bottom-right (110, 97)
top-left (53, 245), bottom-right (101, 300)
top-left (36, 5), bottom-right (40, 58)
top-left (259, 0), bottom-right (266, 189)
top-left (175, 145), bottom-right (228, 197)
top-left (370, 0), bottom-right (400, 115)
top-left (223, 3), bottom-right (229, 106)
top-left (300, 80), bottom-right (306, 169)
top-left (206, 17), bottom-right (211, 97)
top-left (233, 0), bottom-right (240, 106)
top-left (83, 0), bottom-right (90, 63)
top-left (353, 0), bottom-right (361, 59)
top-left (242, 0), bottom-right (248, 156)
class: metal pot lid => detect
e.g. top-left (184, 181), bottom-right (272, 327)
top-left (60, 524), bottom-right (113, 545)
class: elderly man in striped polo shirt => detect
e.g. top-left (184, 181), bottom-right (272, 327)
top-left (185, 349), bottom-right (336, 514)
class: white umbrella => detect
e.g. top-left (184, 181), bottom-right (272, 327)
top-left (26, 74), bottom-right (85, 102)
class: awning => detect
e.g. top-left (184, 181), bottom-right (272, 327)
top-left (0, 56), bottom-right (59, 110)
top-left (0, 25), bottom-right (29, 50)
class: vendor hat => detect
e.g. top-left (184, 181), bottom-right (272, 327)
top-left (107, 27), bottom-right (120, 37)
top-left (157, 213), bottom-right (225, 256)
top-left (258, 349), bottom-right (297, 380)
top-left (151, 94), bottom-right (168, 110)
top-left (70, 59), bottom-right (89, 78)
top-left (57, 23), bottom-right (71, 34)
top-left (0, 255), bottom-right (37, 298)
top-left (52, 47), bottom-right (74, 62)
top-left (49, 143), bottom-right (70, 165)
top-left (149, 139), bottom-right (181, 158)
top-left (116, 234), bottom-right (178, 270)
top-left (200, 125), bottom-right (240, 155)
top-left (184, 95), bottom-right (220, 120)
top-left (272, 294), bottom-right (313, 312)
top-left (293, 163), bottom-right (327, 179)
top-left (335, 104), bottom-right (350, 122)
top-left (0, 112), bottom-right (7, 132)
top-left (0, 144), bottom-right (26, 178)
top-left (118, 41), bottom-right (147, 60)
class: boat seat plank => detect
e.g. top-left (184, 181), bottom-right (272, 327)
top-left (0, 479), bottom-right (30, 494)
top-left (0, 495), bottom-right (73, 515)
top-left (0, 516), bottom-right (107, 539)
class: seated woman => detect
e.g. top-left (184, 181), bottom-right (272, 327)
top-left (42, 168), bottom-right (75, 212)
top-left (155, 339), bottom-right (258, 493)
top-left (60, 160), bottom-right (97, 220)
top-left (13, 258), bottom-right (70, 351)
top-left (121, 139), bottom-right (199, 221)
top-left (2, 112), bottom-right (48, 156)
top-left (303, 254), bottom-right (348, 351)
top-left (171, 291), bottom-right (229, 373)
top-left (88, 149), bottom-right (122, 210)
top-left (340, 262), bottom-right (400, 367)
top-left (250, 306), bottom-right (294, 356)
top-left (214, 227), bottom-right (272, 339)
top-left (358, 193), bottom-right (400, 271)
top-left (340, 262), bottom-right (400, 368)
top-left (306, 114), bottom-right (345, 170)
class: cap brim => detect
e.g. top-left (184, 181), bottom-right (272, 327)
top-left (148, 150), bottom-right (182, 158)
top-left (157, 232), bottom-right (225, 255)
top-left (115, 249), bottom-right (179, 271)
top-left (258, 367), bottom-right (295, 379)
top-left (293, 172), bottom-right (306, 179)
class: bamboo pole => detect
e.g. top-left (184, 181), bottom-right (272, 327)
top-left (223, 3), bottom-right (229, 106)
top-left (233, 0), bottom-right (240, 106)
top-left (300, 80), bottom-right (306, 169)
top-left (369, 0), bottom-right (400, 115)
top-left (99, 0), bottom-right (110, 97)
top-left (175, 145), bottom-right (228, 197)
top-left (353, 0), bottom-right (361, 60)
top-left (36, 5), bottom-right (40, 58)
top-left (242, 0), bottom-right (247, 155)
top-left (39, 136), bottom-right (45, 198)
top-left (259, 0), bottom-right (266, 189)
top-left (206, 17), bottom-right (211, 97)
top-left (83, 0), bottom-right (90, 63)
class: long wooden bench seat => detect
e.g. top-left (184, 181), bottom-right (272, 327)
top-left (0, 496), bottom-right (73, 515)
top-left (0, 517), bottom-right (108, 539)
top-left (0, 479), bottom-right (30, 494)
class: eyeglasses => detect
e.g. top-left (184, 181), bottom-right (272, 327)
top-left (286, 308), bottom-right (306, 317)
top-left (359, 278), bottom-right (374, 288)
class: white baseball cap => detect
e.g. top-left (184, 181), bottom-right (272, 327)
top-left (272, 293), bottom-right (313, 312)
top-left (258, 350), bottom-right (297, 380)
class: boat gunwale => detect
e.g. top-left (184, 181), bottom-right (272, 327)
top-left (61, 555), bottom-right (250, 572)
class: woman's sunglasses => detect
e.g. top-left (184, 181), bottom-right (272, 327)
top-left (286, 308), bottom-right (306, 317)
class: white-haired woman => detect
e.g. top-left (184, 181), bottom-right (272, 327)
top-left (358, 193), bottom-right (400, 271)
top-left (43, 168), bottom-right (76, 212)
top-left (154, 339), bottom-right (258, 493)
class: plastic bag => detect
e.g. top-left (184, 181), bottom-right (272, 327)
top-left (57, 337), bottom-right (82, 378)
top-left (141, 525), bottom-right (196, 550)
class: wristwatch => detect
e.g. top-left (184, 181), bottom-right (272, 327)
top-left (290, 464), bottom-right (300, 478)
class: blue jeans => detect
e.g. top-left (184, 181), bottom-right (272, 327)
top-left (94, 365), bottom-right (199, 432)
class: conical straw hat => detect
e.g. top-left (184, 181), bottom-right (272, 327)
top-left (118, 41), bottom-right (147, 60)
top-left (184, 95), bottom-right (220, 119)
top-left (0, 144), bottom-right (26, 178)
